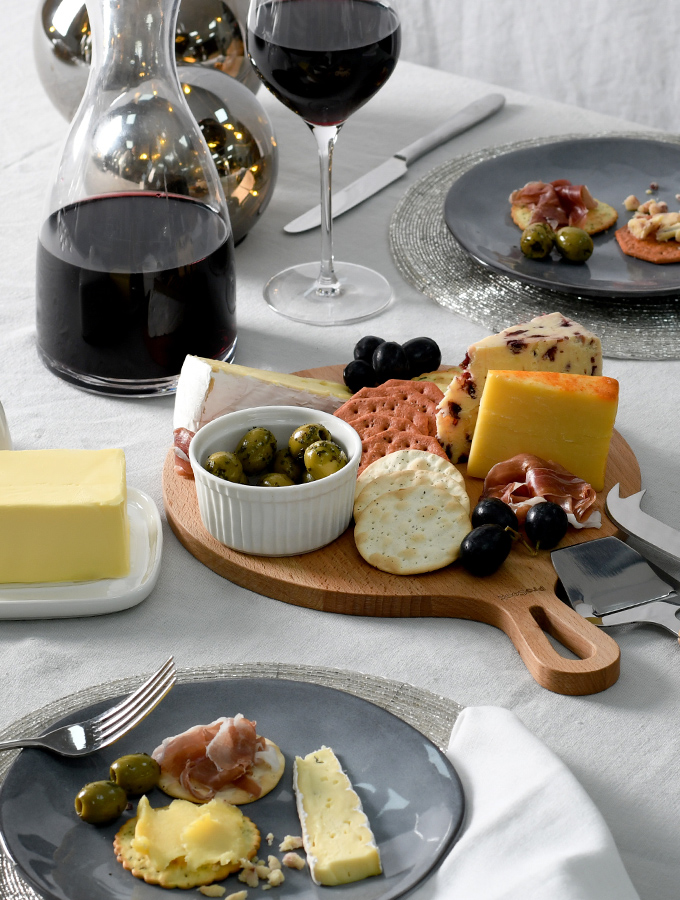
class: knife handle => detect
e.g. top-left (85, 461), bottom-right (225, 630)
top-left (496, 589), bottom-right (620, 695)
top-left (396, 93), bottom-right (505, 166)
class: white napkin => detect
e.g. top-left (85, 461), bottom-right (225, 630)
top-left (411, 706), bottom-right (640, 900)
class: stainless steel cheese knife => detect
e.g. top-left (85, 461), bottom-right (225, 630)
top-left (283, 93), bottom-right (506, 233)
top-left (552, 535), bottom-right (680, 641)
top-left (605, 482), bottom-right (680, 565)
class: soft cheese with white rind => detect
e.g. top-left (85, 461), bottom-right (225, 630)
top-left (436, 313), bottom-right (602, 463)
top-left (293, 746), bottom-right (381, 886)
top-left (174, 356), bottom-right (352, 435)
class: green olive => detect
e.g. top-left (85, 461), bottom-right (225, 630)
top-left (204, 450), bottom-right (246, 483)
top-left (257, 472), bottom-right (296, 487)
top-left (235, 427), bottom-right (277, 475)
top-left (555, 226), bottom-right (594, 263)
top-left (519, 222), bottom-right (555, 260)
top-left (302, 470), bottom-right (315, 483)
top-left (288, 423), bottom-right (332, 460)
top-left (109, 753), bottom-right (161, 795)
top-left (74, 780), bottom-right (128, 824)
top-left (303, 440), bottom-right (348, 480)
top-left (272, 448), bottom-right (303, 483)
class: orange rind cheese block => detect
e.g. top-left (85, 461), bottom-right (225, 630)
top-left (466, 370), bottom-right (619, 491)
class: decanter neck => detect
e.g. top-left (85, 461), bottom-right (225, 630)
top-left (89, 0), bottom-right (181, 87)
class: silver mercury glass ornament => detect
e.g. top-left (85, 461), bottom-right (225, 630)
top-left (34, 0), bottom-right (260, 121)
top-left (179, 67), bottom-right (278, 244)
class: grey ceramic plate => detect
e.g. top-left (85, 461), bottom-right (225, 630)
top-left (0, 677), bottom-right (464, 900)
top-left (444, 136), bottom-right (680, 297)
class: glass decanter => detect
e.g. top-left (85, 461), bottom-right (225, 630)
top-left (36, 0), bottom-right (237, 396)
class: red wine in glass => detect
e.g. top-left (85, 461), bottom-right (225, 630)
top-left (36, 193), bottom-right (236, 395)
top-left (247, 0), bottom-right (401, 325)
top-left (248, 0), bottom-right (401, 127)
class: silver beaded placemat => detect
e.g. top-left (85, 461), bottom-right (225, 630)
top-left (0, 662), bottom-right (463, 900)
top-left (389, 131), bottom-right (680, 360)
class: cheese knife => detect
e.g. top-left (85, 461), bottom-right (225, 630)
top-left (605, 482), bottom-right (680, 566)
top-left (552, 535), bottom-right (680, 641)
top-left (283, 92), bottom-right (506, 233)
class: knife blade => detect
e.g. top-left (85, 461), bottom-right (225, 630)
top-left (283, 92), bottom-right (506, 234)
top-left (605, 483), bottom-right (680, 566)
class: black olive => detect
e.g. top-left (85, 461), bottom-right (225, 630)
top-left (343, 359), bottom-right (377, 393)
top-left (353, 335), bottom-right (385, 364)
top-left (524, 502), bottom-right (568, 549)
top-left (471, 497), bottom-right (519, 531)
top-left (372, 341), bottom-right (410, 381)
top-left (402, 337), bottom-right (442, 377)
top-left (460, 524), bottom-right (513, 576)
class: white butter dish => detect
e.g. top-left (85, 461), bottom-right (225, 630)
top-left (0, 488), bottom-right (162, 619)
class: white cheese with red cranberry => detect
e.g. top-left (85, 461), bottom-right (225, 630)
top-left (435, 313), bottom-right (602, 463)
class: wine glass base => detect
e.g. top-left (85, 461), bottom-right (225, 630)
top-left (264, 262), bottom-right (392, 325)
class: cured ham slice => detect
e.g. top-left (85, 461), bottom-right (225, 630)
top-left (152, 715), bottom-right (269, 801)
top-left (483, 454), bottom-right (599, 526)
top-left (509, 180), bottom-right (597, 230)
top-left (173, 427), bottom-right (195, 476)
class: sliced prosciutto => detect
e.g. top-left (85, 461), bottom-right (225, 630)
top-left (152, 714), bottom-right (267, 801)
top-left (482, 454), bottom-right (599, 527)
top-left (173, 427), bottom-right (195, 476)
top-left (509, 179), bottom-right (597, 230)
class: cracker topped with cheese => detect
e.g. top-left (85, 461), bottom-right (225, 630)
top-left (114, 795), bottom-right (260, 889)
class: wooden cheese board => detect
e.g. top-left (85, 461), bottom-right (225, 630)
top-left (162, 365), bottom-right (642, 697)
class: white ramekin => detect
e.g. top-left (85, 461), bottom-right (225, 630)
top-left (189, 406), bottom-right (362, 556)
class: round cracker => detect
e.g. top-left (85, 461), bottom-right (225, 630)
top-left (354, 468), bottom-right (470, 519)
top-left (615, 224), bottom-right (680, 263)
top-left (354, 484), bottom-right (471, 575)
top-left (355, 449), bottom-right (464, 501)
top-left (113, 804), bottom-right (260, 889)
top-left (158, 738), bottom-right (285, 805)
top-left (511, 199), bottom-right (618, 235)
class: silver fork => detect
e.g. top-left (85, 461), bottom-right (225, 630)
top-left (0, 656), bottom-right (176, 757)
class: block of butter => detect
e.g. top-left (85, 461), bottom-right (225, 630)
top-left (466, 370), bottom-right (619, 490)
top-left (0, 449), bottom-right (129, 583)
top-left (293, 746), bottom-right (381, 886)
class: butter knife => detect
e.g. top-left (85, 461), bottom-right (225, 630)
top-left (283, 93), bottom-right (506, 234)
top-left (606, 482), bottom-right (680, 565)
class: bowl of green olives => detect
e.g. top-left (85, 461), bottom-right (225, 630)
top-left (189, 406), bottom-right (362, 556)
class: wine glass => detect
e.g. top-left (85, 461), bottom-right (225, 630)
top-left (247, 0), bottom-right (401, 325)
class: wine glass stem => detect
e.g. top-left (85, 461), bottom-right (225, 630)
top-left (311, 124), bottom-right (341, 297)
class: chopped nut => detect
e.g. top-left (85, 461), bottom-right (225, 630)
top-left (282, 852), bottom-right (307, 870)
top-left (262, 886), bottom-right (272, 891)
top-left (255, 865), bottom-right (271, 879)
top-left (266, 833), bottom-right (275, 846)
top-left (279, 835), bottom-right (304, 852)
top-left (267, 869), bottom-right (285, 887)
top-left (267, 856), bottom-right (282, 870)
top-left (649, 200), bottom-right (668, 215)
top-left (238, 860), bottom-right (260, 888)
top-left (638, 199), bottom-right (655, 214)
top-left (623, 194), bottom-right (639, 211)
top-left (675, 193), bottom-right (680, 202)
top-left (646, 188), bottom-right (653, 195)
top-left (650, 181), bottom-right (659, 191)
top-left (226, 892), bottom-right (248, 900)
top-left (198, 888), bottom-right (226, 898)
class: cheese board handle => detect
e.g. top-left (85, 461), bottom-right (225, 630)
top-left (496, 590), bottom-right (620, 695)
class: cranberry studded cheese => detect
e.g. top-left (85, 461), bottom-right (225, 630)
top-left (435, 313), bottom-right (602, 464)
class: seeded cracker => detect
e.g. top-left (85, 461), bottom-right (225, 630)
top-left (355, 449), bottom-right (465, 501)
top-left (511, 199), bottom-right (618, 235)
top-left (354, 484), bottom-right (471, 575)
top-left (113, 809), bottom-right (260, 889)
top-left (354, 468), bottom-right (470, 518)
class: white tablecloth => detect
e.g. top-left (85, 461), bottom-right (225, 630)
top-left (2, 5), bottom-right (680, 899)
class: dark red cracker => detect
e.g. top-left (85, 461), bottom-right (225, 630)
top-left (377, 379), bottom-right (444, 403)
top-left (615, 225), bottom-right (680, 263)
top-left (347, 414), bottom-right (423, 440)
top-left (335, 398), bottom-right (436, 436)
top-left (333, 395), bottom-right (438, 435)
top-left (358, 430), bottom-right (449, 474)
